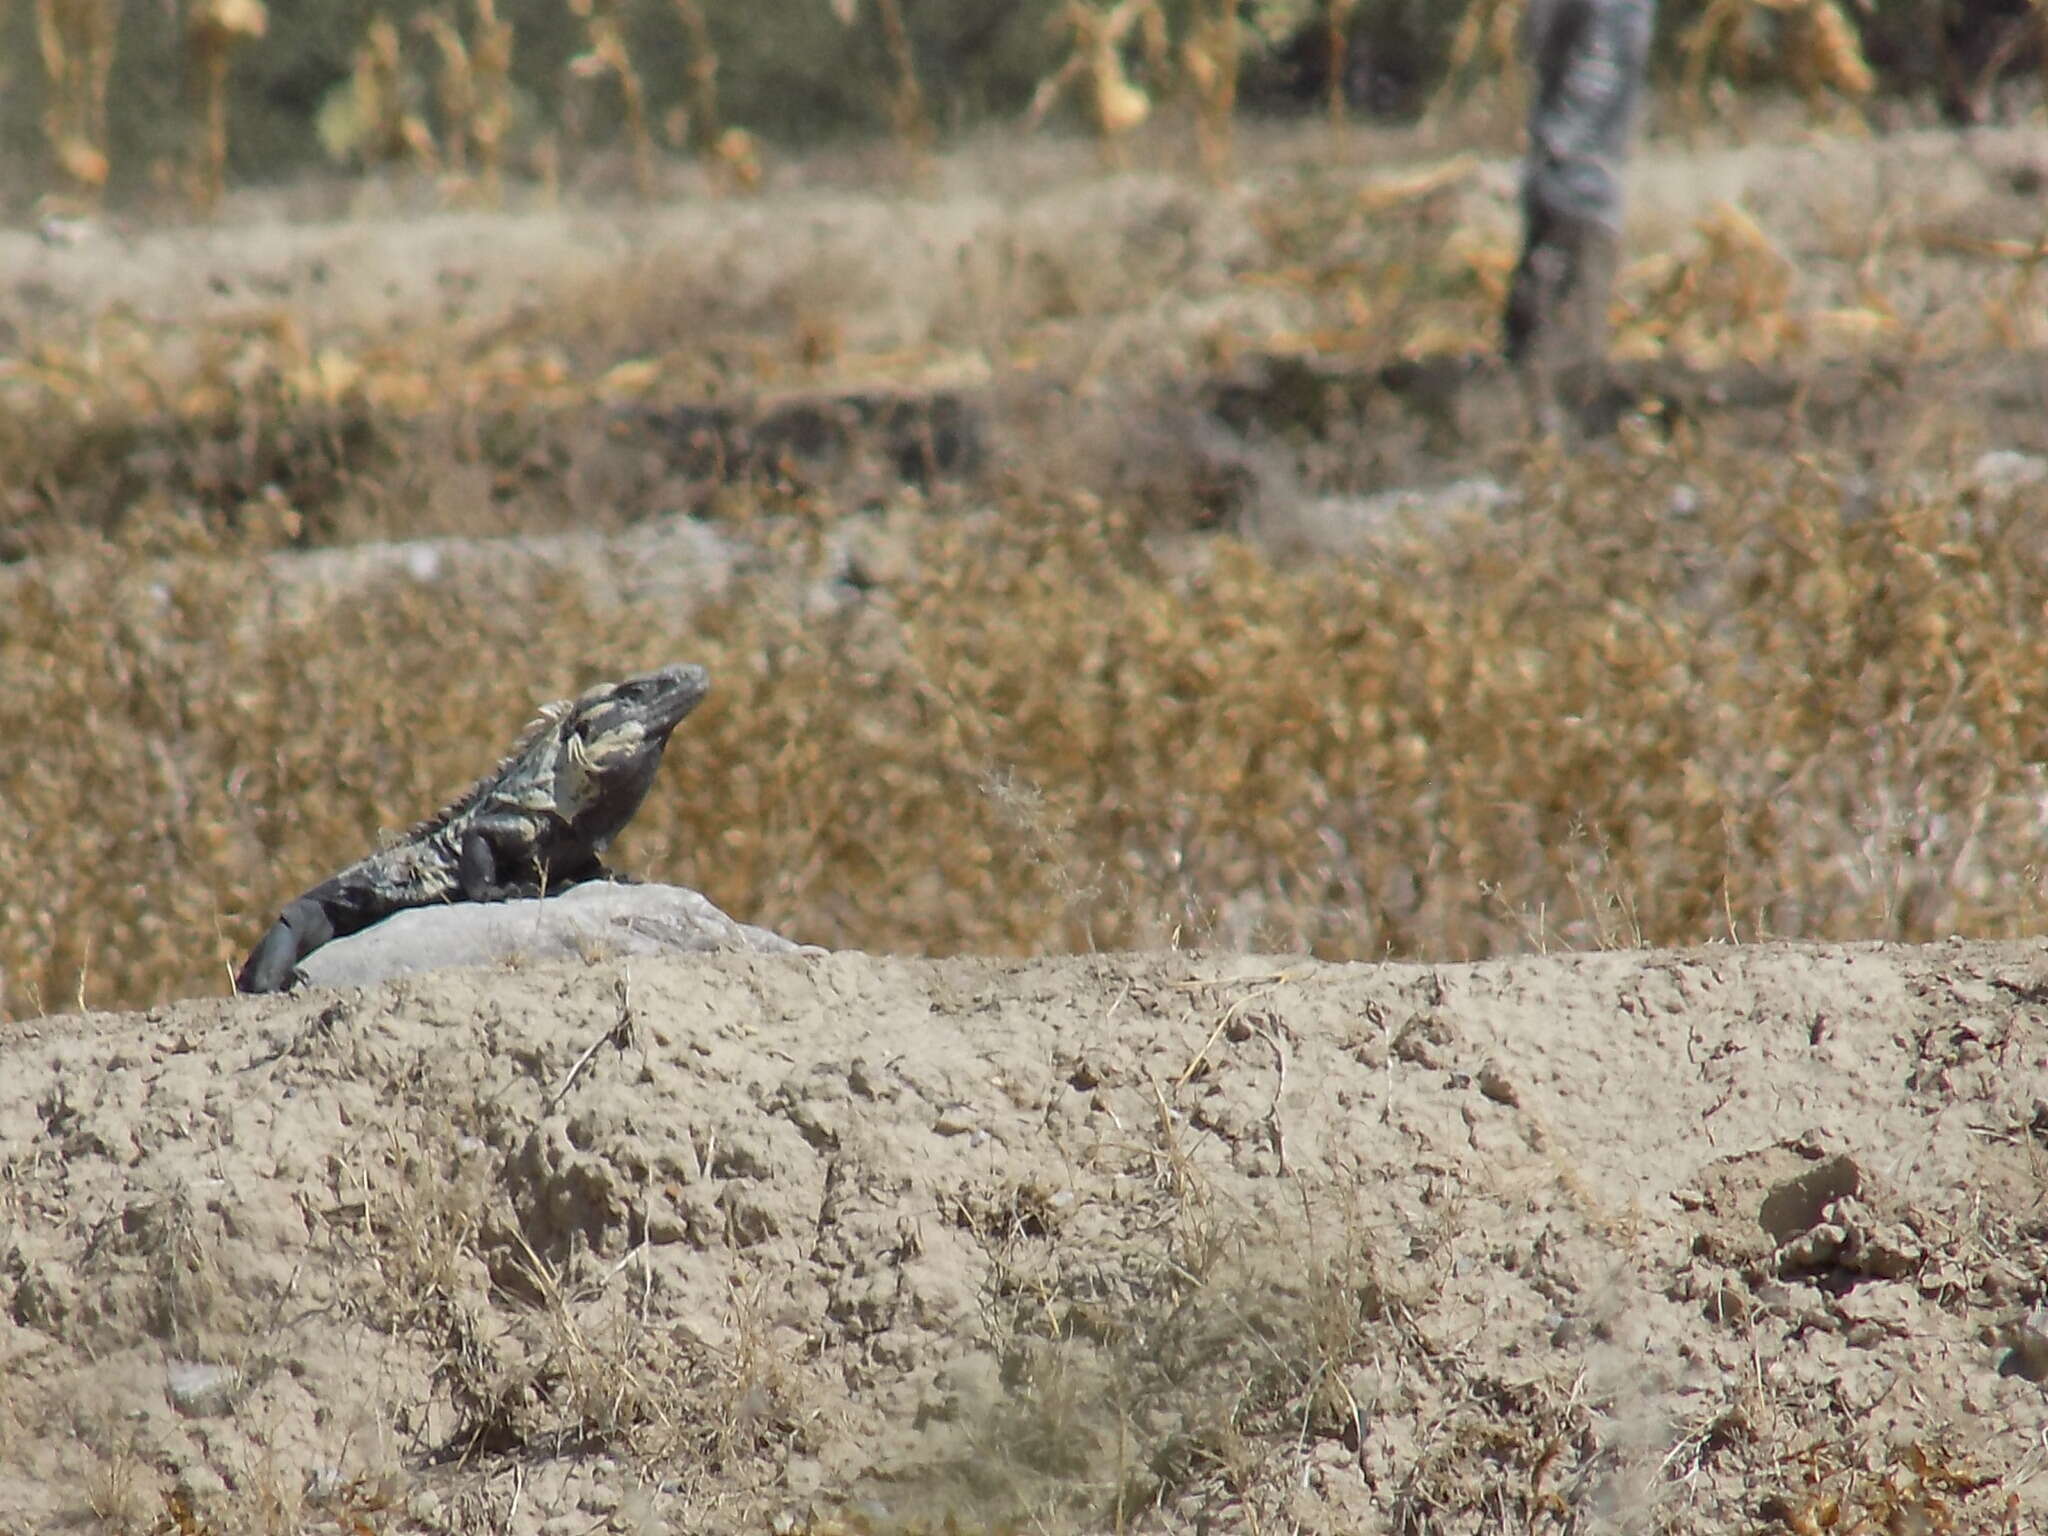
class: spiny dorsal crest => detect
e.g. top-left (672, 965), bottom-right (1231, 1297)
top-left (399, 695), bottom-right (578, 839)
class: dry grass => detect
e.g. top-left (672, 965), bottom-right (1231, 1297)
top-left (336, 1098), bottom-right (795, 1476)
top-left (939, 1172), bottom-right (1403, 1527)
top-left (1680, 0), bottom-right (1876, 136)
top-left (186, 0), bottom-right (269, 218)
top-left (0, 1), bottom-right (2019, 224)
top-left (32, 0), bottom-right (117, 197)
top-left (1026, 1), bottom-right (1164, 166)
top-left (567, 0), bottom-right (655, 203)
top-left (8, 432), bottom-right (2048, 1016)
top-left (4, 114), bottom-right (2048, 1021)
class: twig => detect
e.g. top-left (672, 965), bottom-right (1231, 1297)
top-left (545, 969), bottom-right (636, 1112)
top-left (1258, 1018), bottom-right (1291, 1175)
top-left (1169, 970), bottom-right (1302, 1088)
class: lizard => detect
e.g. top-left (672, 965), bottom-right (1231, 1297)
top-left (235, 662), bottom-right (710, 995)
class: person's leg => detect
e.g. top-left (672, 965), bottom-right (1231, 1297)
top-left (1506, 200), bottom-right (1614, 440)
top-left (1506, 0), bottom-right (1654, 441)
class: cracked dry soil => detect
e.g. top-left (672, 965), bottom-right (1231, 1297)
top-left (4, 941), bottom-right (2048, 1533)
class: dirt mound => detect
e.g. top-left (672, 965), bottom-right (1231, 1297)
top-left (4, 940), bottom-right (2045, 1533)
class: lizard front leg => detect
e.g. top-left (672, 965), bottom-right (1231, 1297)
top-left (457, 825), bottom-right (546, 902)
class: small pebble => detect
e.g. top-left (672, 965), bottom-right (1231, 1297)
top-left (932, 1104), bottom-right (977, 1136)
top-left (175, 1465), bottom-right (228, 1503)
top-left (165, 1360), bottom-right (236, 1419)
top-left (2001, 1309), bottom-right (2048, 1382)
top-left (1477, 1060), bottom-right (1519, 1107)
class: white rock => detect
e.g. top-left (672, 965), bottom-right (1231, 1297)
top-left (293, 881), bottom-right (814, 990)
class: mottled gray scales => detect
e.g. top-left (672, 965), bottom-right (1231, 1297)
top-left (236, 663), bottom-right (708, 994)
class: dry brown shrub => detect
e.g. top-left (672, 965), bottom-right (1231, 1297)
top-left (1680, 0), bottom-right (1874, 135)
top-left (1026, 1), bottom-right (1164, 167)
top-left (1181, 0), bottom-right (1242, 184)
top-left (1324, 0), bottom-right (1359, 125)
top-left (414, 7), bottom-right (477, 179)
top-left (666, 0), bottom-right (720, 154)
top-left (349, 13), bottom-right (441, 171)
top-left (33, 0), bottom-right (118, 197)
top-left (1421, 0), bottom-right (1524, 141)
top-left (567, 0), bottom-right (654, 201)
top-left (1620, 202), bottom-right (1795, 366)
top-left (6, 121), bottom-right (2048, 1018)
top-left (9, 430), bottom-right (2048, 1018)
top-left (470, 0), bottom-right (516, 203)
top-left (186, 0), bottom-right (268, 217)
top-left (833, 0), bottom-right (934, 182)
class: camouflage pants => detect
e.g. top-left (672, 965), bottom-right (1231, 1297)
top-left (1504, 0), bottom-right (1655, 438)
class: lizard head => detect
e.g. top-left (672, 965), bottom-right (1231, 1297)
top-left (555, 663), bottom-right (710, 813)
top-left (398, 664), bottom-right (711, 857)
top-left (562, 662), bottom-right (710, 764)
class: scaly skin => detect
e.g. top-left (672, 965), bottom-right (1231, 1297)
top-left (235, 663), bottom-right (709, 994)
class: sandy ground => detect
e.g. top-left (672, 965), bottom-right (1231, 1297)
top-left (5, 939), bottom-right (2048, 1533)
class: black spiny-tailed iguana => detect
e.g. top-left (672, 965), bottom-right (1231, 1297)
top-left (236, 663), bottom-right (709, 994)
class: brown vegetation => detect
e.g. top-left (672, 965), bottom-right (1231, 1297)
top-left (32, 0), bottom-right (118, 197)
top-left (4, 1), bottom-right (2039, 220)
top-left (4, 112), bottom-right (2048, 1017)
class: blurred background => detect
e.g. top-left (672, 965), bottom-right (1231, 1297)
top-left (0, 1), bottom-right (2031, 213)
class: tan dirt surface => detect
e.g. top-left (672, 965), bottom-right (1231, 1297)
top-left (5, 940), bottom-right (2047, 1533)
